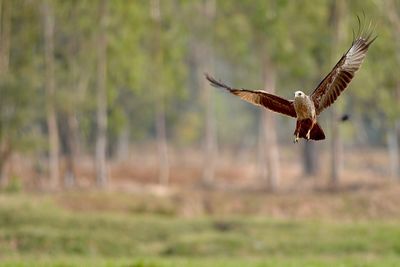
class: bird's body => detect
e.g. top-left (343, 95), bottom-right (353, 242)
top-left (206, 20), bottom-right (376, 143)
top-left (293, 91), bottom-right (320, 142)
top-left (293, 91), bottom-right (315, 120)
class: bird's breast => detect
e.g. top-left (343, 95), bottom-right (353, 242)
top-left (294, 97), bottom-right (315, 120)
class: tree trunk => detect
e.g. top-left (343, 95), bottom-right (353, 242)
top-left (95, 0), bottom-right (108, 187)
top-left (257, 117), bottom-right (267, 181)
top-left (396, 120), bottom-right (400, 180)
top-left (388, 126), bottom-right (399, 179)
top-left (0, 140), bottom-right (11, 185)
top-left (155, 102), bottom-right (169, 186)
top-left (202, 0), bottom-right (217, 186)
top-left (385, 0), bottom-right (400, 182)
top-left (259, 54), bottom-right (279, 190)
top-left (390, 81), bottom-right (400, 181)
top-left (302, 79), bottom-right (319, 176)
top-left (64, 114), bottom-right (78, 187)
top-left (202, 72), bottom-right (216, 185)
top-left (0, 0), bottom-right (11, 184)
top-left (303, 141), bottom-right (318, 176)
top-left (151, 0), bottom-right (170, 186)
top-left (0, 0), bottom-right (10, 74)
top-left (330, 108), bottom-right (342, 185)
top-left (329, 0), bottom-right (345, 187)
top-left (42, 0), bottom-right (60, 189)
top-left (116, 126), bottom-right (130, 161)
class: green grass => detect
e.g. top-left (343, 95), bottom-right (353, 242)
top-left (0, 194), bottom-right (400, 266)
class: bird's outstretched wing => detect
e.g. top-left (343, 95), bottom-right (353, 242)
top-left (311, 24), bottom-right (376, 115)
top-left (205, 74), bottom-right (296, 118)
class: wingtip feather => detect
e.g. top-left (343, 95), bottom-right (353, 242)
top-left (353, 15), bottom-right (377, 47)
top-left (205, 73), bottom-right (233, 91)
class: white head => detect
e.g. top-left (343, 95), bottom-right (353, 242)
top-left (294, 90), bottom-right (306, 98)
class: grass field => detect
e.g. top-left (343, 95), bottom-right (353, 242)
top-left (0, 192), bottom-right (400, 267)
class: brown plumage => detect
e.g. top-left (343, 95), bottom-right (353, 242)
top-left (206, 23), bottom-right (376, 142)
top-left (311, 33), bottom-right (376, 115)
top-left (205, 75), bottom-right (297, 118)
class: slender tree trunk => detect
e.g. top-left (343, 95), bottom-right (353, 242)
top-left (329, 0), bottom-right (345, 187)
top-left (396, 120), bottom-right (400, 179)
top-left (353, 113), bottom-right (368, 145)
top-left (302, 79), bottom-right (319, 176)
top-left (389, 82), bottom-right (400, 180)
top-left (0, 140), bottom-right (11, 185)
top-left (151, 0), bottom-right (170, 186)
top-left (64, 114), bottom-right (78, 187)
top-left (0, 0), bottom-right (11, 184)
top-left (0, 158), bottom-right (6, 185)
top-left (116, 125), bottom-right (130, 161)
top-left (386, 0), bottom-right (400, 182)
top-left (330, 108), bottom-right (342, 185)
top-left (74, 74), bottom-right (90, 158)
top-left (259, 54), bottom-right (279, 190)
top-left (201, 0), bottom-right (217, 186)
top-left (95, 0), bottom-right (108, 187)
top-left (395, 82), bottom-right (400, 181)
top-left (202, 72), bottom-right (216, 185)
top-left (0, 0), bottom-right (10, 74)
top-left (388, 126), bottom-right (399, 179)
top-left (303, 142), bottom-right (318, 176)
top-left (257, 117), bottom-right (267, 180)
top-left (42, 0), bottom-right (60, 189)
top-left (156, 101), bottom-right (169, 185)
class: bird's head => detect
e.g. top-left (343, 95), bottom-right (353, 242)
top-left (294, 91), bottom-right (306, 98)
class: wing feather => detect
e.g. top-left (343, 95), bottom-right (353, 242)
top-left (311, 30), bottom-right (376, 115)
top-left (205, 74), bottom-right (296, 118)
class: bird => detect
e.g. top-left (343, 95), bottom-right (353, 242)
top-left (206, 21), bottom-right (376, 143)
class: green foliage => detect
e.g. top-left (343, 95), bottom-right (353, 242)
top-left (2, 0), bottom-right (400, 159)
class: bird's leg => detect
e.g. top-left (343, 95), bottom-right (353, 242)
top-left (293, 134), bottom-right (299, 143)
top-left (293, 120), bottom-right (300, 143)
top-left (306, 129), bottom-right (311, 140)
top-left (306, 120), bottom-right (316, 140)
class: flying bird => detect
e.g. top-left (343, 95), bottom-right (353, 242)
top-left (206, 22), bottom-right (376, 143)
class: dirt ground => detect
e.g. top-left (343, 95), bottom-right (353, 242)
top-left (3, 145), bottom-right (400, 220)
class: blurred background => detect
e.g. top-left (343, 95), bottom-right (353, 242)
top-left (1, 0), bottom-right (400, 266)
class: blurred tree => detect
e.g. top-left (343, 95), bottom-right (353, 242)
top-left (0, 0), bottom-right (11, 184)
top-left (150, 0), bottom-right (169, 185)
top-left (0, 1), bottom-right (43, 186)
top-left (0, 0), bottom-right (10, 74)
top-left (384, 0), bottom-right (400, 179)
top-left (329, 0), bottom-right (346, 186)
top-left (303, 141), bottom-right (319, 176)
top-left (200, 0), bottom-right (217, 184)
top-left (42, 0), bottom-right (60, 188)
top-left (1, 0), bottom-right (398, 191)
top-left (232, 0), bottom-right (284, 190)
top-left (107, 2), bottom-right (145, 159)
top-left (55, 1), bottom-right (95, 187)
top-left (95, 0), bottom-right (108, 187)
top-left (260, 51), bottom-right (280, 190)
top-left (200, 0), bottom-right (217, 186)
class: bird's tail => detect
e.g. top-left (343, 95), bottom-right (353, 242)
top-left (296, 119), bottom-right (326, 141)
top-left (310, 122), bottom-right (325, 140)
